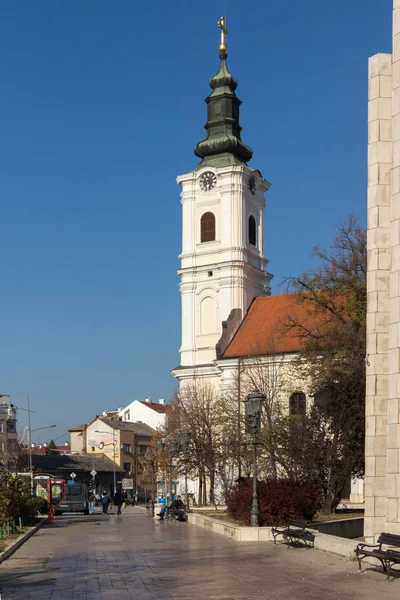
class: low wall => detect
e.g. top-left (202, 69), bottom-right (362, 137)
top-left (188, 512), bottom-right (363, 560)
top-left (187, 513), bottom-right (272, 542)
top-left (309, 518), bottom-right (363, 539)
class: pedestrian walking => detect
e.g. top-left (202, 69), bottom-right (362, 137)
top-left (101, 490), bottom-right (110, 515)
top-left (113, 490), bottom-right (123, 515)
top-left (88, 491), bottom-right (95, 514)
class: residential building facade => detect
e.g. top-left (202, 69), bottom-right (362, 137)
top-left (0, 395), bottom-right (18, 461)
top-left (117, 398), bottom-right (168, 430)
top-left (85, 417), bottom-right (154, 495)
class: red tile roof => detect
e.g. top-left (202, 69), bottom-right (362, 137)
top-left (222, 294), bottom-right (312, 358)
top-left (143, 402), bottom-right (168, 413)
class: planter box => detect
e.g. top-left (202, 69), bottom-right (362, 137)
top-left (310, 517), bottom-right (364, 539)
top-left (188, 512), bottom-right (272, 542)
top-left (188, 512), bottom-right (366, 562)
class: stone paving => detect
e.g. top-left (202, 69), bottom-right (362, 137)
top-left (0, 506), bottom-right (399, 599)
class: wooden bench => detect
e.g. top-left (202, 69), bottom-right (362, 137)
top-left (355, 532), bottom-right (400, 580)
top-left (271, 519), bottom-right (311, 547)
top-left (166, 506), bottom-right (188, 522)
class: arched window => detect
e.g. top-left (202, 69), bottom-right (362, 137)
top-left (289, 392), bottom-right (306, 416)
top-left (201, 212), bottom-right (216, 243)
top-left (248, 215), bottom-right (256, 246)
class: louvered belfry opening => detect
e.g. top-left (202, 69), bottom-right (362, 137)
top-left (201, 212), bottom-right (216, 242)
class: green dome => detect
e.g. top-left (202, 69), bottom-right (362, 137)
top-left (194, 51), bottom-right (253, 168)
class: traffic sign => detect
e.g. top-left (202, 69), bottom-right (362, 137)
top-left (70, 472), bottom-right (76, 479)
top-left (122, 478), bottom-right (133, 490)
top-left (90, 469), bottom-right (97, 478)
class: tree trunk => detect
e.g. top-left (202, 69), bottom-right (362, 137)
top-left (199, 475), bottom-right (203, 506)
top-left (209, 471), bottom-right (216, 506)
top-left (203, 472), bottom-right (207, 505)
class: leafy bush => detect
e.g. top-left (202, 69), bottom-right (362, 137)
top-left (258, 479), bottom-right (322, 525)
top-left (225, 480), bottom-right (253, 525)
top-left (226, 478), bottom-right (322, 526)
top-left (0, 471), bottom-right (41, 526)
top-left (35, 497), bottom-right (49, 515)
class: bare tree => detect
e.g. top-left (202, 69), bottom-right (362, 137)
top-left (163, 380), bottom-right (239, 505)
top-left (281, 213), bottom-right (366, 511)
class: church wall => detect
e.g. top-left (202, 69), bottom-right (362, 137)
top-left (218, 353), bottom-right (313, 411)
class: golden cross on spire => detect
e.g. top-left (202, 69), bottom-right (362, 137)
top-left (217, 15), bottom-right (228, 53)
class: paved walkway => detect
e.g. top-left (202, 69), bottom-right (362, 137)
top-left (0, 506), bottom-right (399, 599)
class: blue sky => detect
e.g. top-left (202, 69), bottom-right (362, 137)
top-left (0, 1), bottom-right (391, 442)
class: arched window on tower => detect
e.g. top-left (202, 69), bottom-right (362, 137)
top-left (248, 215), bottom-right (256, 246)
top-left (289, 392), bottom-right (306, 416)
top-left (201, 212), bottom-right (216, 243)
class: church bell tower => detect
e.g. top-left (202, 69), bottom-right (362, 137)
top-left (173, 18), bottom-right (272, 386)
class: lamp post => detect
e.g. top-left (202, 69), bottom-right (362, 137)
top-left (179, 429), bottom-right (191, 507)
top-left (170, 441), bottom-right (181, 506)
top-left (157, 439), bottom-right (180, 507)
top-left (156, 440), bottom-right (165, 504)
top-left (243, 389), bottom-right (266, 527)
top-left (95, 429), bottom-right (117, 493)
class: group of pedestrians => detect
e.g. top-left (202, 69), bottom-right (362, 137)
top-left (87, 489), bottom-right (129, 515)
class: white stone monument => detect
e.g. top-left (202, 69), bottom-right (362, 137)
top-left (365, 0), bottom-right (400, 541)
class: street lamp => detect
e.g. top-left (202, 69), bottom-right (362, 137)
top-left (28, 425), bottom-right (56, 473)
top-left (179, 429), bottom-right (191, 507)
top-left (157, 439), bottom-right (179, 507)
top-left (243, 389), bottom-right (266, 527)
top-left (95, 429), bottom-right (117, 493)
top-left (156, 440), bottom-right (165, 505)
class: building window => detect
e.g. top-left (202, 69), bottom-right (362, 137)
top-left (201, 212), bottom-right (216, 243)
top-left (124, 410), bottom-right (130, 421)
top-left (7, 440), bottom-right (17, 453)
top-left (122, 443), bottom-right (131, 453)
top-left (123, 462), bottom-right (131, 473)
top-left (6, 421), bottom-right (16, 434)
top-left (289, 392), bottom-right (306, 416)
top-left (248, 215), bottom-right (256, 246)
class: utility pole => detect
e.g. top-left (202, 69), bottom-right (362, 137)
top-left (27, 395), bottom-right (32, 474)
top-left (135, 445), bottom-right (138, 502)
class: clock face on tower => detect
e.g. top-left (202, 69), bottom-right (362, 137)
top-left (199, 171), bottom-right (217, 191)
top-left (248, 176), bottom-right (256, 195)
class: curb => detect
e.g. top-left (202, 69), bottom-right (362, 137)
top-left (0, 518), bottom-right (46, 564)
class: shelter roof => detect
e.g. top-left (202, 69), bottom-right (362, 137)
top-left (32, 453), bottom-right (123, 473)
